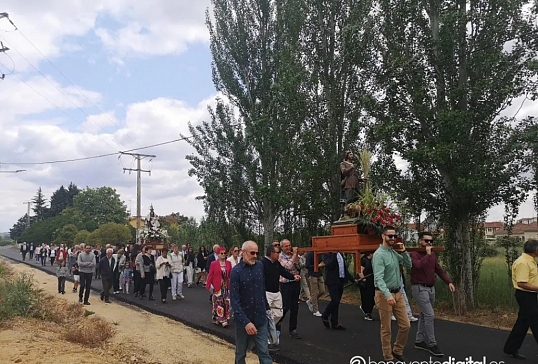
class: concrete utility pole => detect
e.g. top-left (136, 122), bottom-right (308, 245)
top-left (121, 152), bottom-right (156, 244)
top-left (23, 201), bottom-right (31, 229)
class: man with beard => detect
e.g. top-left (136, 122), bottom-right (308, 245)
top-left (372, 226), bottom-right (412, 362)
top-left (230, 240), bottom-right (272, 364)
top-left (410, 231), bottom-right (455, 357)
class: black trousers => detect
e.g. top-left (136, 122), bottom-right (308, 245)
top-left (29, 251), bottom-right (34, 260)
top-left (278, 281), bottom-right (300, 332)
top-left (323, 283), bottom-right (344, 326)
top-left (21, 251), bottom-right (27, 261)
top-left (79, 272), bottom-right (93, 302)
top-left (134, 270), bottom-right (142, 295)
top-left (101, 276), bottom-right (112, 299)
top-left (159, 278), bottom-right (170, 300)
top-left (139, 272), bottom-right (155, 297)
top-left (57, 276), bottom-right (65, 293)
top-left (113, 269), bottom-right (120, 292)
top-left (359, 279), bottom-right (375, 314)
top-left (504, 289), bottom-right (538, 353)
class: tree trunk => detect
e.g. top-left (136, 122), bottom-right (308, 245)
top-left (455, 217), bottom-right (475, 313)
top-left (262, 204), bottom-right (275, 252)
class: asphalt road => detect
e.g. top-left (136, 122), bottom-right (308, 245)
top-left (2, 247), bottom-right (536, 364)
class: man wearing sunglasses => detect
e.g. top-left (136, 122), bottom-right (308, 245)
top-left (372, 226), bottom-right (412, 362)
top-left (410, 232), bottom-right (455, 358)
top-left (230, 241), bottom-right (272, 364)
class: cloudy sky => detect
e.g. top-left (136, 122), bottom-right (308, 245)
top-left (0, 1), bottom-right (536, 233)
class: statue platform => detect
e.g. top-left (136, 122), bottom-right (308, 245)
top-left (298, 219), bottom-right (444, 274)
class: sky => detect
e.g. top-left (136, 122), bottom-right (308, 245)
top-left (0, 1), bottom-right (536, 233)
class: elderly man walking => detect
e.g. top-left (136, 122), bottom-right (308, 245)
top-left (230, 241), bottom-right (272, 364)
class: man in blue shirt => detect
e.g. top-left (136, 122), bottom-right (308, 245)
top-left (230, 240), bottom-right (272, 364)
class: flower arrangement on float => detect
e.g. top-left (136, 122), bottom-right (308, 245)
top-left (342, 149), bottom-right (402, 234)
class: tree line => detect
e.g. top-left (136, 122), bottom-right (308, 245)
top-left (10, 184), bottom-right (131, 247)
top-left (184, 0), bottom-right (538, 312)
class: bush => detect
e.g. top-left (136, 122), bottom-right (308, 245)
top-left (0, 272), bottom-right (37, 322)
top-left (63, 317), bottom-right (115, 348)
top-left (482, 245), bottom-right (499, 258)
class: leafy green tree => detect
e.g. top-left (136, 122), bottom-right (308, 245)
top-left (366, 0), bottom-right (537, 310)
top-left (48, 186), bottom-right (69, 217)
top-left (90, 223), bottom-right (132, 247)
top-left (20, 215), bottom-right (63, 244)
top-left (296, 0), bottom-right (376, 224)
top-left (73, 187), bottom-right (128, 231)
top-left (187, 0), bottom-right (308, 250)
top-left (73, 230), bottom-right (90, 247)
top-left (32, 187), bottom-right (48, 222)
top-left (54, 224), bottom-right (78, 247)
top-left (9, 215), bottom-right (29, 240)
top-left (66, 182), bottom-right (80, 206)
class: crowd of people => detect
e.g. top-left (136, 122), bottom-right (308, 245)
top-left (20, 228), bottom-right (538, 363)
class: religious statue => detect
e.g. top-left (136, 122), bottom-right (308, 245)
top-left (145, 205), bottom-right (160, 230)
top-left (340, 150), bottom-right (367, 216)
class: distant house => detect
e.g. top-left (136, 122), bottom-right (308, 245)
top-left (495, 222), bottom-right (538, 241)
top-left (482, 221), bottom-right (504, 244)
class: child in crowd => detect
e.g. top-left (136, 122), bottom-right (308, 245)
top-left (56, 260), bottom-right (67, 294)
top-left (121, 261), bottom-right (133, 294)
top-left (72, 260), bottom-right (80, 293)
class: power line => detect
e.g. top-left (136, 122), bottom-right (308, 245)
top-left (0, 135), bottom-right (195, 166)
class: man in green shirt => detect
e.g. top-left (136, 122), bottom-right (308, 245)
top-left (372, 226), bottom-right (412, 362)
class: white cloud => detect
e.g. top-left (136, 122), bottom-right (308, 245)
top-left (0, 75), bottom-right (101, 127)
top-left (80, 111), bottom-right (120, 134)
top-left (0, 93), bottom-right (215, 232)
top-left (1, 0), bottom-right (210, 70)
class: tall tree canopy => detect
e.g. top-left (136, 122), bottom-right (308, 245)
top-left (32, 187), bottom-right (48, 222)
top-left (366, 0), bottom-right (538, 310)
top-left (186, 0), bottom-right (308, 249)
top-left (73, 187), bottom-right (128, 231)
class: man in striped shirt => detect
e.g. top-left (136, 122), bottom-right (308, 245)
top-left (277, 239), bottom-right (302, 339)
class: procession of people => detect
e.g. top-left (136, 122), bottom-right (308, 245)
top-left (14, 153), bottom-right (538, 363)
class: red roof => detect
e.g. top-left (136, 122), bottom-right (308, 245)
top-left (483, 221), bottom-right (504, 228)
top-left (496, 222), bottom-right (538, 235)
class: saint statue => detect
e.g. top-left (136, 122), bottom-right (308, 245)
top-left (340, 150), bottom-right (367, 215)
top-left (145, 205), bottom-right (160, 230)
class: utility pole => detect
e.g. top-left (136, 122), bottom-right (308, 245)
top-left (121, 152), bottom-right (156, 244)
top-left (23, 201), bottom-right (31, 229)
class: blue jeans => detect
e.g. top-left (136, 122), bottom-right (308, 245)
top-left (235, 316), bottom-right (273, 364)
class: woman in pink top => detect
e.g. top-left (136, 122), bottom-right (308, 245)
top-left (206, 247), bottom-right (232, 327)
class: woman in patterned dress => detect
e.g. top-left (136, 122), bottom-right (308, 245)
top-left (206, 246), bottom-right (232, 327)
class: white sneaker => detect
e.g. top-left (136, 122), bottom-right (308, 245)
top-left (409, 316), bottom-right (418, 322)
top-left (313, 311), bottom-right (322, 317)
top-left (391, 314), bottom-right (396, 321)
top-left (306, 300), bottom-right (313, 312)
top-left (172, 295), bottom-right (177, 301)
top-left (178, 294), bottom-right (185, 300)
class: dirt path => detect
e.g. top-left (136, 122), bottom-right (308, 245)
top-left (1, 259), bottom-right (268, 364)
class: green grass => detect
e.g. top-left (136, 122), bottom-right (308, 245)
top-left (432, 251), bottom-right (518, 310)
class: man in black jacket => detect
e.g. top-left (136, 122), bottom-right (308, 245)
top-left (98, 248), bottom-right (115, 303)
top-left (321, 252), bottom-right (357, 330)
top-left (262, 244), bottom-right (300, 351)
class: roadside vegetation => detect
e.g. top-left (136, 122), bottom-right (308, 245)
top-left (0, 260), bottom-right (114, 347)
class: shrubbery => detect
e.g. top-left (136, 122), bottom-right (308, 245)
top-left (0, 260), bottom-right (114, 347)
top-left (0, 263), bottom-right (36, 322)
